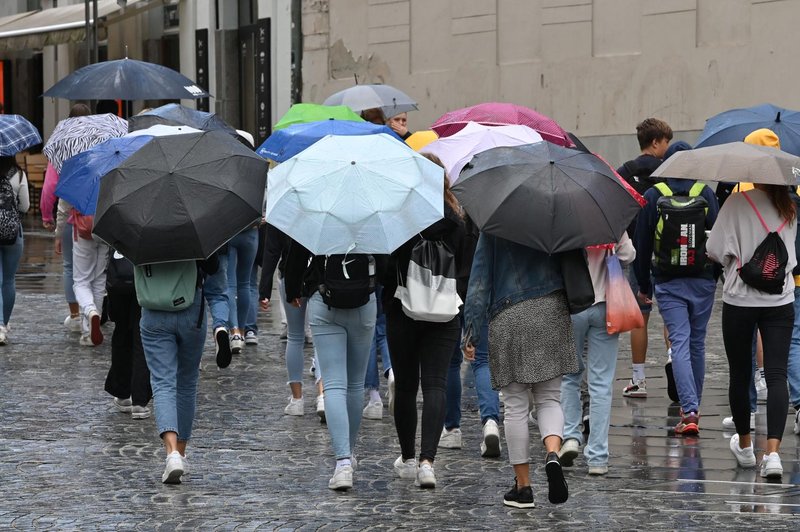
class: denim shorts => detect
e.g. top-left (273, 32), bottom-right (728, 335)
top-left (626, 266), bottom-right (653, 313)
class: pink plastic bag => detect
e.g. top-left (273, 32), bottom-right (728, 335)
top-left (605, 254), bottom-right (644, 334)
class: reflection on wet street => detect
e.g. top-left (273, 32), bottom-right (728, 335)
top-left (17, 217), bottom-right (64, 294)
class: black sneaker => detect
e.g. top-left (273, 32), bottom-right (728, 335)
top-left (545, 452), bottom-right (569, 504)
top-left (215, 327), bottom-right (232, 369)
top-left (503, 478), bottom-right (535, 509)
top-left (665, 359), bottom-right (679, 403)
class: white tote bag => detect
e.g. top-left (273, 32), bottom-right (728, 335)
top-left (395, 239), bottom-right (462, 322)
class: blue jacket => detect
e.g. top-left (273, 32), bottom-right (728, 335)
top-left (462, 233), bottom-right (563, 346)
top-left (633, 178), bottom-right (720, 293)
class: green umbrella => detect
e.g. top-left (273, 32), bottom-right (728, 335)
top-left (273, 103), bottom-right (363, 130)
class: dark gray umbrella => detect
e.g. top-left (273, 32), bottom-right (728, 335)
top-left (93, 131), bottom-right (267, 265)
top-left (127, 103), bottom-right (236, 134)
top-left (451, 142), bottom-right (643, 253)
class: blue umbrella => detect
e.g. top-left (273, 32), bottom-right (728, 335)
top-left (56, 135), bottom-right (153, 215)
top-left (256, 120), bottom-right (402, 162)
top-left (694, 103), bottom-right (800, 155)
top-left (128, 103), bottom-right (236, 134)
top-left (0, 115), bottom-right (42, 156)
top-left (43, 58), bottom-right (209, 100)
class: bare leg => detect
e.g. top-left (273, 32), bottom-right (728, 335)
top-left (513, 463), bottom-right (531, 487)
top-left (290, 381), bottom-right (303, 400)
top-left (631, 313), bottom-right (651, 364)
top-left (162, 432), bottom-right (179, 454)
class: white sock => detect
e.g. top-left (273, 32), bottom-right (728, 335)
top-left (632, 364), bottom-right (646, 383)
top-left (336, 458), bottom-right (351, 468)
top-left (758, 367), bottom-right (765, 380)
top-left (369, 389), bottom-right (382, 403)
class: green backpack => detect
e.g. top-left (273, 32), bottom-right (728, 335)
top-left (134, 261), bottom-right (198, 311)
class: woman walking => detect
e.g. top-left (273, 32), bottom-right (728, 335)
top-left (0, 154), bottom-right (29, 344)
top-left (707, 176), bottom-right (796, 478)
top-left (462, 234), bottom-right (577, 508)
top-left (381, 155), bottom-right (468, 488)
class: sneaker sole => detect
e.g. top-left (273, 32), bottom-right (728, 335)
top-left (558, 448), bottom-right (579, 467)
top-left (622, 391), bottom-right (647, 398)
top-left (415, 479), bottom-right (436, 489)
top-left (90, 314), bottom-right (103, 346)
top-left (762, 468), bottom-right (783, 479)
top-left (215, 330), bottom-right (232, 368)
top-left (328, 480), bottom-right (352, 491)
top-left (545, 460), bottom-right (569, 504)
top-left (665, 362), bottom-right (679, 403)
top-left (503, 499), bottom-right (535, 509)
top-left (131, 411), bottom-right (150, 419)
top-left (481, 434), bottom-right (501, 458)
top-left (676, 423), bottom-right (699, 436)
top-left (245, 338), bottom-right (258, 345)
top-left (162, 467), bottom-right (184, 484)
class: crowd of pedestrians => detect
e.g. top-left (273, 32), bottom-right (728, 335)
top-left (2, 96), bottom-right (800, 511)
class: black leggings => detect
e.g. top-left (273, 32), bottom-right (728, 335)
top-left (386, 303), bottom-right (461, 463)
top-left (722, 302), bottom-right (793, 440)
top-left (104, 291), bottom-right (151, 406)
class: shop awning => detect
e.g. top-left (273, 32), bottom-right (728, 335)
top-left (0, 0), bottom-right (164, 52)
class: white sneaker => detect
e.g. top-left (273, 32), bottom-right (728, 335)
top-left (730, 434), bottom-right (756, 468)
top-left (415, 462), bottom-right (436, 488)
top-left (755, 375), bottom-right (767, 404)
top-left (180, 454), bottom-right (189, 476)
top-left (79, 334), bottom-right (94, 347)
top-left (63, 314), bottom-right (81, 334)
top-left (244, 331), bottom-right (258, 345)
top-left (794, 409), bottom-right (800, 435)
top-left (363, 400), bottom-right (383, 420)
top-left (558, 438), bottom-right (580, 467)
top-left (305, 333), bottom-right (314, 345)
top-left (387, 370), bottom-right (396, 416)
top-left (113, 397), bottom-right (132, 413)
top-left (162, 450), bottom-right (184, 484)
top-left (131, 405), bottom-right (151, 419)
top-left (438, 428), bottom-right (462, 449)
top-left (284, 397), bottom-right (304, 416)
top-left (328, 465), bottom-right (353, 491)
top-left (622, 379), bottom-right (647, 398)
top-left (0, 325), bottom-right (8, 345)
top-left (279, 323), bottom-right (288, 340)
top-left (316, 395), bottom-right (326, 423)
top-left (230, 334), bottom-right (244, 354)
top-left (480, 419), bottom-right (501, 458)
top-left (393, 455), bottom-right (417, 479)
top-left (760, 452), bottom-right (783, 478)
top-left (722, 412), bottom-right (755, 431)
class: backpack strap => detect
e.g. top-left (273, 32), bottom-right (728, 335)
top-left (741, 191), bottom-right (788, 233)
top-left (688, 182), bottom-right (706, 197)
top-left (653, 182), bottom-right (672, 197)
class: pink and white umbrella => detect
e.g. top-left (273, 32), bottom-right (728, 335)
top-left (422, 122), bottom-right (543, 182)
top-left (431, 102), bottom-right (572, 147)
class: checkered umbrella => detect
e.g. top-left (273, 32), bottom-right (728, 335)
top-left (0, 115), bottom-right (42, 156)
top-left (43, 113), bottom-right (128, 173)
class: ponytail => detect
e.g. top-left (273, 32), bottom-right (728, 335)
top-left (763, 185), bottom-right (796, 223)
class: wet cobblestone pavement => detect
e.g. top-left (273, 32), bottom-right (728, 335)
top-left (1, 220), bottom-right (799, 530)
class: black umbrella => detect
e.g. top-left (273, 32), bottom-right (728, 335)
top-left (128, 103), bottom-right (236, 134)
top-left (43, 58), bottom-right (210, 101)
top-left (93, 131), bottom-right (267, 266)
top-left (452, 142), bottom-right (642, 253)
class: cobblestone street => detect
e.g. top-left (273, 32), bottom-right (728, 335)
top-left (1, 222), bottom-right (799, 530)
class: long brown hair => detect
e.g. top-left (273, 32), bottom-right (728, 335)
top-left (420, 152), bottom-right (463, 217)
top-left (762, 185), bottom-right (796, 223)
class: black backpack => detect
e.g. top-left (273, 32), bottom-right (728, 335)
top-left (653, 182), bottom-right (709, 277)
top-left (318, 254), bottom-right (376, 309)
top-left (0, 172), bottom-right (20, 245)
top-left (738, 191), bottom-right (789, 295)
top-left (106, 250), bottom-right (135, 295)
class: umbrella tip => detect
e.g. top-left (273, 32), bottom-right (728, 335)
top-left (776, 111), bottom-right (782, 122)
top-left (550, 160), bottom-right (555, 165)
top-left (351, 161), bottom-right (356, 165)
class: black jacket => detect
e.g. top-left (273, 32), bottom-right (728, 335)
top-left (258, 223), bottom-right (291, 300)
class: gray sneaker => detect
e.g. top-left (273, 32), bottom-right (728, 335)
top-left (558, 438), bottom-right (580, 467)
top-left (131, 405), bottom-right (151, 419)
top-left (113, 397), bottom-right (132, 413)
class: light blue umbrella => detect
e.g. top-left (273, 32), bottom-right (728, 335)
top-left (266, 133), bottom-right (444, 254)
top-left (56, 135), bottom-right (153, 215)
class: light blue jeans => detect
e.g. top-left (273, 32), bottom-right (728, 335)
top-left (561, 303), bottom-right (618, 467)
top-left (204, 253), bottom-right (230, 331)
top-left (62, 224), bottom-right (76, 304)
top-left (365, 285), bottom-right (391, 390)
top-left (280, 277), bottom-right (308, 384)
top-left (309, 292), bottom-right (377, 459)
top-left (226, 228), bottom-right (258, 330)
top-left (445, 320), bottom-right (500, 427)
top-left (0, 229), bottom-right (23, 325)
top-left (787, 286), bottom-right (800, 408)
top-left (655, 277), bottom-right (716, 414)
top-left (141, 292), bottom-right (207, 441)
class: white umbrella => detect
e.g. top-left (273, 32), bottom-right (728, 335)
top-left (323, 84), bottom-right (418, 118)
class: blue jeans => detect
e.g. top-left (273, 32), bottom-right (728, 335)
top-left (787, 287), bottom-right (800, 408)
top-left (445, 320), bottom-right (500, 428)
top-left (140, 292), bottom-right (207, 441)
top-left (309, 292), bottom-right (376, 459)
top-left (280, 277), bottom-right (307, 384)
top-left (204, 253), bottom-right (230, 331)
top-left (655, 277), bottom-right (716, 414)
top-left (62, 224), bottom-right (76, 304)
top-left (226, 228), bottom-right (258, 330)
top-left (562, 303), bottom-right (618, 466)
top-left (366, 285), bottom-right (391, 390)
top-left (245, 266), bottom-right (259, 334)
top-left (0, 230), bottom-right (23, 325)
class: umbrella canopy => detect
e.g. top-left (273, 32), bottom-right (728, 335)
top-left (256, 120), bottom-right (402, 162)
top-left (125, 124), bottom-right (203, 138)
top-left (405, 130), bottom-right (438, 152)
top-left (322, 84), bottom-right (418, 118)
top-left (128, 103), bottom-right (235, 134)
top-left (0, 115), bottom-right (42, 156)
top-left (451, 142), bottom-right (643, 253)
top-left (431, 102), bottom-right (573, 147)
top-left (56, 136), bottom-right (153, 215)
top-left (423, 122), bottom-right (543, 182)
top-left (43, 58), bottom-right (209, 100)
top-left (266, 133), bottom-right (444, 255)
top-left (273, 103), bottom-right (363, 131)
top-left (651, 142), bottom-right (800, 185)
top-left (93, 131), bottom-right (268, 265)
top-left (694, 103), bottom-right (800, 155)
top-left (43, 113), bottom-right (129, 173)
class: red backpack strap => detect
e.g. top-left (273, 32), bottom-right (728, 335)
top-left (741, 191), bottom-right (772, 233)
